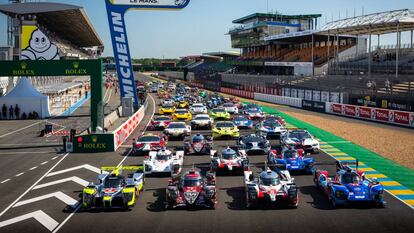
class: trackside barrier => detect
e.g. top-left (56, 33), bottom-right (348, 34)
top-left (220, 87), bottom-right (254, 99)
top-left (326, 102), bottom-right (414, 128)
top-left (113, 103), bottom-right (146, 150)
top-left (254, 93), bottom-right (303, 108)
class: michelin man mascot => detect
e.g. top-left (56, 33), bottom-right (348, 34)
top-left (21, 28), bottom-right (60, 60)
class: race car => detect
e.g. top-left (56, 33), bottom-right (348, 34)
top-left (160, 99), bottom-right (175, 106)
top-left (263, 115), bottom-right (286, 126)
top-left (243, 103), bottom-right (262, 113)
top-left (209, 108), bottom-right (231, 120)
top-left (82, 165), bottom-right (144, 209)
top-left (164, 122), bottom-right (191, 138)
top-left (313, 160), bottom-right (385, 208)
top-left (199, 91), bottom-right (207, 98)
top-left (255, 120), bottom-right (287, 138)
top-left (268, 147), bottom-right (314, 173)
top-left (237, 134), bottom-right (271, 155)
top-left (184, 134), bottom-right (213, 155)
top-left (159, 104), bottom-right (176, 115)
top-left (172, 109), bottom-right (192, 121)
top-left (173, 95), bottom-right (184, 102)
top-left (211, 121), bottom-right (240, 139)
top-left (143, 149), bottom-right (184, 176)
top-left (190, 103), bottom-right (208, 114)
top-left (244, 164), bottom-right (298, 208)
top-left (191, 114), bottom-right (213, 129)
top-left (280, 129), bottom-right (320, 153)
top-left (222, 102), bottom-right (239, 114)
top-left (232, 115), bottom-right (253, 129)
top-left (165, 169), bottom-right (217, 209)
top-left (132, 133), bottom-right (167, 155)
top-left (148, 116), bottom-right (171, 130)
top-left (245, 108), bottom-right (265, 120)
top-left (210, 147), bottom-right (249, 173)
top-left (177, 100), bottom-right (189, 109)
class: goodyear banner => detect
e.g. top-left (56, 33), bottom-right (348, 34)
top-left (105, 0), bottom-right (190, 107)
top-left (20, 25), bottom-right (60, 60)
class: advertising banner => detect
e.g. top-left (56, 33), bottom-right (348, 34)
top-left (373, 109), bottom-right (389, 122)
top-left (291, 89), bottom-right (297, 98)
top-left (344, 105), bottom-right (357, 117)
top-left (331, 103), bottom-right (343, 114)
top-left (358, 106), bottom-right (372, 119)
top-left (297, 89), bottom-right (305, 99)
top-left (305, 90), bottom-right (312, 101)
top-left (302, 100), bottom-right (326, 113)
top-left (321, 91), bottom-right (329, 102)
top-left (312, 90), bottom-right (321, 102)
top-left (105, 0), bottom-right (190, 106)
top-left (73, 134), bottom-right (115, 153)
top-left (330, 92), bottom-right (340, 103)
top-left (391, 111), bottom-right (410, 125)
top-left (20, 25), bottom-right (60, 60)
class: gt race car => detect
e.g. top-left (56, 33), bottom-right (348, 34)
top-left (268, 147), bottom-right (314, 173)
top-left (184, 134), bottom-right (213, 155)
top-left (232, 115), bottom-right (253, 129)
top-left (255, 120), bottom-right (287, 138)
top-left (143, 149), bottom-right (184, 176)
top-left (190, 103), bottom-right (208, 114)
top-left (159, 104), bottom-right (176, 115)
top-left (165, 169), bottom-right (217, 209)
top-left (210, 147), bottom-right (248, 173)
top-left (209, 108), bottom-right (231, 120)
top-left (280, 129), bottom-right (320, 153)
top-left (191, 114), bottom-right (213, 129)
top-left (172, 109), bottom-right (192, 121)
top-left (148, 116), bottom-right (171, 130)
top-left (212, 121), bottom-right (240, 139)
top-left (82, 166), bottom-right (144, 210)
top-left (164, 122), bottom-right (191, 139)
top-left (132, 133), bottom-right (167, 155)
top-left (245, 108), bottom-right (265, 120)
top-left (222, 102), bottom-right (239, 114)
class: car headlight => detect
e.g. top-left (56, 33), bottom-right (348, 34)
top-left (335, 190), bottom-right (346, 199)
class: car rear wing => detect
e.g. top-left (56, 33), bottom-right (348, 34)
top-left (100, 165), bottom-right (144, 175)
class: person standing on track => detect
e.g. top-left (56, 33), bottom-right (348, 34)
top-left (2, 104), bottom-right (6, 120)
top-left (8, 105), bottom-right (14, 120)
top-left (14, 104), bottom-right (20, 120)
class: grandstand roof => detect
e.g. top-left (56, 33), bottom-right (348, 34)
top-left (0, 2), bottom-right (103, 48)
top-left (264, 30), bottom-right (354, 42)
top-left (203, 51), bottom-right (240, 57)
top-left (233, 13), bottom-right (321, 24)
top-left (319, 9), bottom-right (414, 35)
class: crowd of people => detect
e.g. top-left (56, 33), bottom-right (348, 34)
top-left (1, 104), bottom-right (39, 120)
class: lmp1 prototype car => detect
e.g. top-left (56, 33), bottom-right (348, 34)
top-left (212, 121), bottom-right (240, 139)
top-left (172, 109), bottom-right (192, 121)
top-left (159, 104), bottom-right (176, 115)
top-left (132, 133), bottom-right (168, 155)
top-left (164, 122), bottom-right (191, 139)
top-left (184, 134), bottom-right (213, 155)
top-left (233, 115), bottom-right (253, 129)
top-left (313, 160), bottom-right (385, 208)
top-left (237, 134), bottom-right (271, 155)
top-left (268, 147), bottom-right (314, 173)
top-left (280, 129), bottom-right (320, 153)
top-left (209, 108), bottom-right (231, 120)
top-left (82, 166), bottom-right (144, 210)
top-left (210, 147), bottom-right (249, 173)
top-left (191, 114), bottom-right (213, 129)
top-left (143, 149), bottom-right (184, 176)
top-left (148, 116), bottom-right (172, 130)
top-left (165, 169), bottom-right (217, 209)
top-left (255, 120), bottom-right (287, 138)
top-left (190, 103), bottom-right (208, 114)
top-left (244, 164), bottom-right (298, 208)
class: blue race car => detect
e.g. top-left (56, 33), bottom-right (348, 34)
top-left (268, 147), bottom-right (314, 173)
top-left (256, 120), bottom-right (287, 138)
top-left (233, 116), bottom-right (253, 129)
top-left (173, 95), bottom-right (184, 102)
top-left (313, 160), bottom-right (385, 208)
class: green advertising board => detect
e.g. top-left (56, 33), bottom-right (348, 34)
top-left (73, 134), bottom-right (115, 153)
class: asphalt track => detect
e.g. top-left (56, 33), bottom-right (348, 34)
top-left (0, 75), bottom-right (413, 233)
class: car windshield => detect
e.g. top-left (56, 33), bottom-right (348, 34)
top-left (284, 150), bottom-right (298, 159)
top-left (155, 117), bottom-right (170, 121)
top-left (193, 104), bottom-right (204, 107)
top-left (103, 177), bottom-right (124, 188)
top-left (139, 136), bottom-right (160, 142)
top-left (341, 173), bottom-right (361, 184)
top-left (183, 178), bottom-right (202, 187)
top-left (168, 124), bottom-right (186, 129)
top-left (192, 136), bottom-right (204, 143)
top-left (163, 105), bottom-right (174, 108)
top-left (263, 121), bottom-right (281, 127)
top-left (156, 153), bottom-right (170, 161)
top-left (234, 117), bottom-right (247, 121)
top-left (289, 131), bottom-right (311, 140)
top-left (248, 109), bottom-right (261, 113)
top-left (260, 177), bottom-right (279, 186)
top-left (222, 151), bottom-right (238, 160)
top-left (223, 103), bottom-right (235, 107)
top-left (212, 109), bottom-right (225, 113)
top-left (216, 122), bottom-right (234, 128)
top-left (195, 116), bottom-right (210, 120)
top-left (176, 110), bottom-right (188, 114)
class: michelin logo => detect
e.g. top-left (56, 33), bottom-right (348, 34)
top-left (21, 28), bottom-right (60, 60)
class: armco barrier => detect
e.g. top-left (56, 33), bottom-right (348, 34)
top-left (113, 103), bottom-right (146, 150)
top-left (326, 102), bottom-right (414, 128)
top-left (254, 93), bottom-right (302, 108)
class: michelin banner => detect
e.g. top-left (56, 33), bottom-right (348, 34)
top-left (105, 0), bottom-right (190, 106)
top-left (20, 25), bottom-right (60, 60)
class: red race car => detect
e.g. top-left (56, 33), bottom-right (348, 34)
top-left (148, 116), bottom-right (172, 130)
top-left (165, 169), bottom-right (217, 209)
top-left (132, 133), bottom-right (167, 155)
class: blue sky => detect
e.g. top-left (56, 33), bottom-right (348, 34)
top-left (0, 0), bottom-right (413, 58)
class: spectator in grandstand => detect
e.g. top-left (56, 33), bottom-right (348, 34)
top-left (79, 90), bottom-right (82, 99)
top-left (14, 104), bottom-right (20, 120)
top-left (8, 105), bottom-right (14, 120)
top-left (385, 79), bottom-right (391, 92)
top-left (2, 104), bottom-right (6, 120)
top-left (366, 81), bottom-right (372, 89)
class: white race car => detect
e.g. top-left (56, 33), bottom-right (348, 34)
top-left (143, 149), bottom-right (184, 176)
top-left (210, 147), bottom-right (249, 173)
top-left (161, 99), bottom-right (175, 106)
top-left (190, 103), bottom-right (208, 114)
top-left (164, 122), bottom-right (191, 138)
top-left (223, 102), bottom-right (239, 114)
top-left (191, 114), bottom-right (213, 129)
top-left (280, 129), bottom-right (320, 153)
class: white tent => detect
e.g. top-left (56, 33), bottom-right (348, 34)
top-left (0, 77), bottom-right (50, 118)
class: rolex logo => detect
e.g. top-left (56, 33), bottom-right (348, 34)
top-left (21, 62), bottom-right (27, 70)
top-left (73, 62), bottom-right (80, 69)
top-left (91, 135), bottom-right (98, 143)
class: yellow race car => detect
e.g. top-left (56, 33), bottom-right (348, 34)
top-left (172, 109), bottom-right (192, 121)
top-left (159, 104), bottom-right (176, 115)
top-left (212, 121), bottom-right (240, 139)
top-left (209, 108), bottom-right (231, 120)
top-left (177, 100), bottom-right (189, 109)
top-left (82, 166), bottom-right (144, 210)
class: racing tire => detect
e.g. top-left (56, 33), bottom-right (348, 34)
top-left (328, 188), bottom-right (338, 208)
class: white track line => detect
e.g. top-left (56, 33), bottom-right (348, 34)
top-left (0, 153), bottom-right (69, 218)
top-left (0, 121), bottom-right (43, 138)
top-left (15, 173), bottom-right (24, 177)
top-left (29, 166), bottom-right (38, 171)
top-left (53, 92), bottom-right (156, 233)
top-left (1, 179), bottom-right (10, 184)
